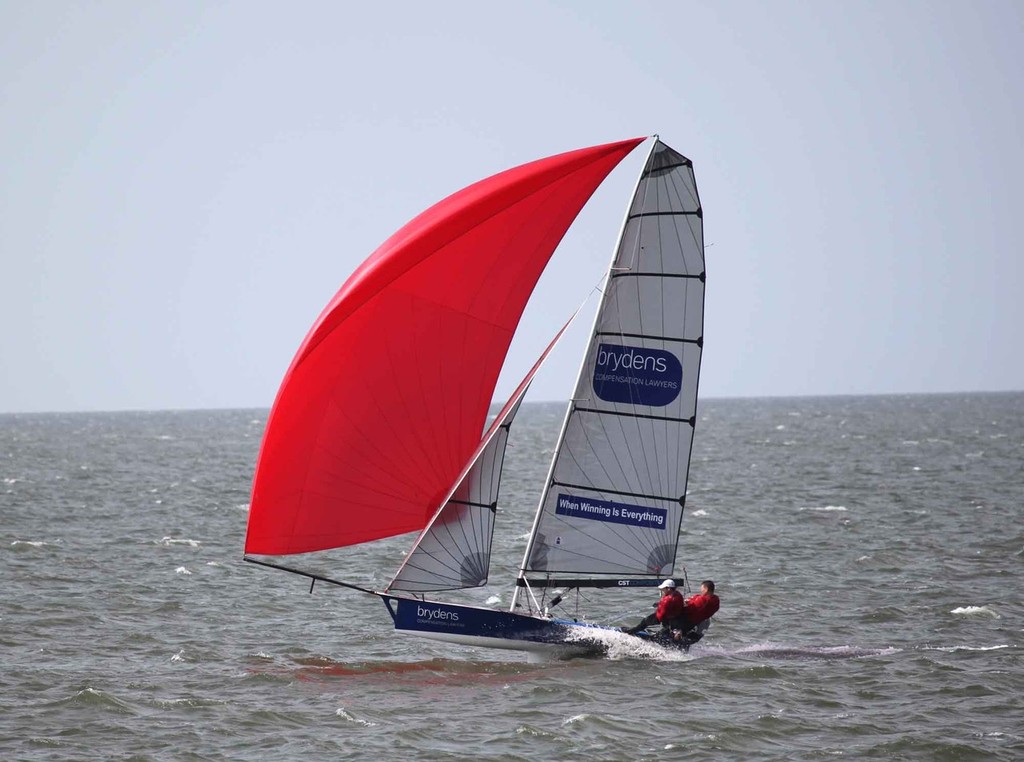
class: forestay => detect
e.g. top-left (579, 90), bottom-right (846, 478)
top-left (522, 140), bottom-right (704, 577)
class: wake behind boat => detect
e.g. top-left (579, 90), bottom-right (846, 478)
top-left (244, 136), bottom-right (708, 660)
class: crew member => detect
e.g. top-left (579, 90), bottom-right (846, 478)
top-left (624, 579), bottom-right (686, 634)
top-left (681, 580), bottom-right (720, 631)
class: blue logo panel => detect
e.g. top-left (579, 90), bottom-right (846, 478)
top-left (556, 493), bottom-right (667, 530)
top-left (391, 598), bottom-right (570, 643)
top-left (593, 343), bottom-right (682, 406)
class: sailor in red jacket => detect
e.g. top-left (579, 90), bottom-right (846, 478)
top-left (625, 579), bottom-right (719, 635)
top-left (624, 579), bottom-right (687, 634)
top-left (682, 580), bottom-right (720, 629)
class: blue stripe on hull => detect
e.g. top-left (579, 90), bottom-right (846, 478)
top-left (382, 596), bottom-right (612, 650)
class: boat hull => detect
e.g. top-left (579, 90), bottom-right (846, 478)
top-left (634, 628), bottom-right (704, 651)
top-left (381, 596), bottom-right (613, 658)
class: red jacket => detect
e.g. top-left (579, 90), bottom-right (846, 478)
top-left (656, 590), bottom-right (686, 623)
top-left (683, 592), bottom-right (720, 624)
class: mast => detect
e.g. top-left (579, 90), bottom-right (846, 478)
top-left (512, 137), bottom-right (705, 611)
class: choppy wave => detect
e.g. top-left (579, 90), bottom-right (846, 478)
top-left (156, 537), bottom-right (202, 547)
top-left (51, 688), bottom-right (135, 715)
top-left (951, 606), bottom-right (1000, 618)
top-left (4, 400), bottom-right (1023, 761)
top-left (721, 643), bottom-right (900, 660)
top-left (335, 707), bottom-right (377, 726)
top-left (10, 539), bottom-right (60, 549)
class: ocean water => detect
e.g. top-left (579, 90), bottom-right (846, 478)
top-left (2, 393), bottom-right (1022, 760)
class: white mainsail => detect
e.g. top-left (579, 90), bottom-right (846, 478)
top-left (521, 139), bottom-right (705, 578)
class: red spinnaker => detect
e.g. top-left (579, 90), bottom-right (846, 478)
top-left (245, 138), bottom-right (644, 555)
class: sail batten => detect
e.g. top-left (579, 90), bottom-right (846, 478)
top-left (627, 210), bottom-right (701, 218)
top-left (570, 407), bottom-right (696, 424)
top-left (550, 480), bottom-right (683, 502)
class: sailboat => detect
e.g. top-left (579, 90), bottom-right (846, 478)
top-left (244, 136), bottom-right (705, 659)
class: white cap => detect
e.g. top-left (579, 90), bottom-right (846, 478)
top-left (658, 579), bottom-right (676, 589)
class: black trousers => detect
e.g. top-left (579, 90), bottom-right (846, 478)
top-left (630, 613), bottom-right (692, 633)
top-left (636, 613), bottom-right (660, 630)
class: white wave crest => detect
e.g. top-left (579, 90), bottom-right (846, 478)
top-left (923, 644), bottom-right (1009, 652)
top-left (335, 707), bottom-right (376, 726)
top-left (157, 537), bottom-right (201, 547)
top-left (175, 566), bottom-right (192, 575)
top-left (727, 643), bottom-right (899, 659)
top-left (951, 606), bottom-right (999, 618)
top-left (562, 714), bottom-right (591, 726)
top-left (798, 505), bottom-right (848, 512)
top-left (561, 625), bottom-right (693, 661)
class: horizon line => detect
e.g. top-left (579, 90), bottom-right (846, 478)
top-left (2, 387), bottom-right (1022, 416)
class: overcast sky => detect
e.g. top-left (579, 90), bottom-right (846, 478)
top-left (3, 1), bottom-right (1022, 413)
